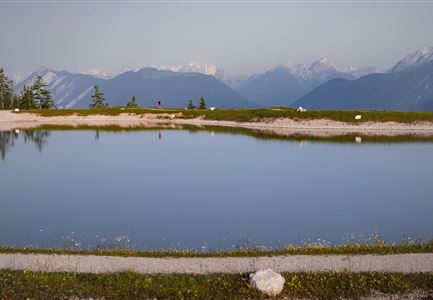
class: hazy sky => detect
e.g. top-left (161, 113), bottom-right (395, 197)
top-left (1, 0), bottom-right (433, 79)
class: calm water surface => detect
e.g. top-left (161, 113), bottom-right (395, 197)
top-left (1, 129), bottom-right (433, 250)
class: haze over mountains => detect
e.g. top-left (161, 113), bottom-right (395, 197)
top-left (295, 47), bottom-right (433, 111)
top-left (235, 58), bottom-right (376, 106)
top-left (15, 67), bottom-right (254, 108)
top-left (13, 47), bottom-right (433, 111)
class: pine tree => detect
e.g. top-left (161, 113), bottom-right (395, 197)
top-left (31, 75), bottom-right (55, 109)
top-left (31, 75), bottom-right (44, 108)
top-left (0, 68), bottom-right (15, 110)
top-left (126, 96), bottom-right (138, 107)
top-left (17, 85), bottom-right (37, 109)
top-left (89, 85), bottom-right (107, 108)
top-left (39, 88), bottom-right (55, 109)
top-left (199, 97), bottom-right (206, 109)
top-left (187, 99), bottom-right (195, 110)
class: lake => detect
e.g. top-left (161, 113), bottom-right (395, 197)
top-left (1, 128), bottom-right (433, 250)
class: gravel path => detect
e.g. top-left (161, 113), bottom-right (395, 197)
top-left (1, 253), bottom-right (432, 274)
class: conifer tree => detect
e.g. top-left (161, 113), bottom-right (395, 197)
top-left (17, 85), bottom-right (37, 109)
top-left (187, 99), bottom-right (195, 109)
top-left (0, 68), bottom-right (15, 110)
top-left (199, 97), bottom-right (206, 109)
top-left (126, 95), bottom-right (138, 107)
top-left (89, 85), bottom-right (107, 108)
top-left (31, 75), bottom-right (55, 109)
top-left (39, 88), bottom-right (55, 109)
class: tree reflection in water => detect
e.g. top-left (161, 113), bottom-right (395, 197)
top-left (0, 130), bottom-right (50, 160)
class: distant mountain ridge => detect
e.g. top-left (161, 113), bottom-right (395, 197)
top-left (235, 58), bottom-right (361, 106)
top-left (15, 68), bottom-right (104, 108)
top-left (389, 47), bottom-right (433, 73)
top-left (294, 47), bottom-right (433, 111)
top-left (97, 67), bottom-right (254, 108)
top-left (19, 51), bottom-right (433, 110)
top-left (14, 67), bottom-right (254, 108)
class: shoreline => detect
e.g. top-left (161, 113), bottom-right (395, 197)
top-left (2, 111), bottom-right (433, 137)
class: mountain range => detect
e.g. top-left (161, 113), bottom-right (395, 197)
top-left (12, 47), bottom-right (433, 111)
top-left (15, 67), bottom-right (254, 108)
top-left (236, 58), bottom-right (365, 106)
top-left (294, 47), bottom-right (433, 111)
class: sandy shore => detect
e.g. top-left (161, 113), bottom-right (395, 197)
top-left (1, 111), bottom-right (433, 137)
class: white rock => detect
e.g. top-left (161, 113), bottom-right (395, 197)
top-left (355, 114), bottom-right (362, 120)
top-left (170, 114), bottom-right (175, 120)
top-left (249, 269), bottom-right (285, 296)
top-left (209, 107), bottom-right (216, 111)
top-left (14, 108), bottom-right (20, 112)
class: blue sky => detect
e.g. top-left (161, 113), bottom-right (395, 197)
top-left (1, 1), bottom-right (433, 79)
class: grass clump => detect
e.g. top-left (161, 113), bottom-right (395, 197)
top-left (283, 272), bottom-right (433, 299)
top-left (0, 270), bottom-right (432, 299)
top-left (1, 241), bottom-right (432, 258)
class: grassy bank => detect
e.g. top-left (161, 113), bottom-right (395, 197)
top-left (1, 241), bottom-right (432, 258)
top-left (1, 270), bottom-right (432, 299)
top-left (14, 107), bottom-right (433, 124)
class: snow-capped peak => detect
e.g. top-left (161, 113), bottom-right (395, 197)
top-left (153, 62), bottom-right (218, 76)
top-left (309, 57), bottom-right (337, 73)
top-left (390, 46), bottom-right (433, 73)
top-left (18, 67), bottom-right (55, 87)
top-left (79, 69), bottom-right (120, 79)
top-left (275, 58), bottom-right (339, 81)
top-left (180, 62), bottom-right (218, 76)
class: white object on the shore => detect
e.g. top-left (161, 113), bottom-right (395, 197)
top-left (120, 107), bottom-right (125, 110)
top-left (170, 114), bottom-right (175, 120)
top-left (355, 136), bottom-right (362, 143)
top-left (297, 106), bottom-right (306, 112)
top-left (355, 114), bottom-right (362, 120)
top-left (14, 129), bottom-right (20, 134)
top-left (209, 107), bottom-right (216, 111)
top-left (14, 108), bottom-right (20, 112)
top-left (249, 269), bottom-right (285, 296)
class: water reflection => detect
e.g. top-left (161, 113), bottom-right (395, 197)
top-left (0, 130), bottom-right (50, 160)
top-left (1, 128), bottom-right (433, 249)
top-left (0, 131), bottom-right (17, 160)
top-left (2, 127), bottom-right (433, 162)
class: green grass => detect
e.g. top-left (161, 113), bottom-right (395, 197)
top-left (1, 241), bottom-right (432, 258)
top-left (1, 270), bottom-right (432, 299)
top-left (14, 106), bottom-right (433, 124)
